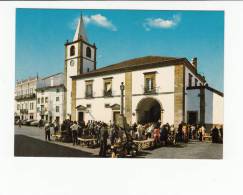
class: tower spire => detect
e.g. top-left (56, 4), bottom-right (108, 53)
top-left (73, 14), bottom-right (88, 42)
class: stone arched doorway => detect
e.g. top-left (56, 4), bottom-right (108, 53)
top-left (136, 97), bottom-right (162, 124)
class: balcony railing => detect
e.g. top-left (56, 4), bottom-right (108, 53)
top-left (15, 93), bottom-right (36, 100)
top-left (144, 87), bottom-right (157, 94)
top-left (20, 109), bottom-right (28, 114)
top-left (103, 90), bottom-right (112, 97)
top-left (85, 92), bottom-right (93, 98)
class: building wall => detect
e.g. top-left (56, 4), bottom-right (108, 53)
top-left (76, 97), bottom-right (121, 123)
top-left (83, 58), bottom-right (95, 73)
top-left (184, 67), bottom-right (204, 123)
top-left (205, 89), bottom-right (224, 125)
top-left (15, 100), bottom-right (37, 120)
top-left (185, 89), bottom-right (200, 123)
top-left (15, 77), bottom-right (38, 120)
top-left (82, 43), bottom-right (95, 61)
top-left (132, 66), bottom-right (174, 94)
top-left (76, 72), bottom-right (125, 98)
top-left (74, 66), bottom-right (175, 125)
top-left (66, 42), bottom-right (80, 117)
top-left (36, 87), bottom-right (65, 123)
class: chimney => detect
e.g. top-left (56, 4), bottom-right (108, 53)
top-left (191, 57), bottom-right (197, 70)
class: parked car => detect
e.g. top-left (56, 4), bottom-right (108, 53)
top-left (30, 120), bottom-right (39, 126)
top-left (21, 119), bottom-right (28, 125)
top-left (25, 119), bottom-right (34, 126)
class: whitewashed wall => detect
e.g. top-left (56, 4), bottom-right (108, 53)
top-left (66, 42), bottom-right (79, 59)
top-left (132, 66), bottom-right (174, 94)
top-left (75, 72), bottom-right (125, 123)
top-left (36, 87), bottom-right (65, 123)
top-left (82, 43), bottom-right (95, 60)
top-left (205, 89), bottom-right (224, 125)
top-left (184, 67), bottom-right (203, 89)
top-left (76, 72), bottom-right (125, 98)
top-left (75, 66), bottom-right (175, 124)
top-left (83, 59), bottom-right (95, 73)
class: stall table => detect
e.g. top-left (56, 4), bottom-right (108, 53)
top-left (78, 137), bottom-right (97, 147)
top-left (134, 138), bottom-right (154, 150)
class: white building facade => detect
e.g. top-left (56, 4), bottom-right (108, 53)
top-left (36, 73), bottom-right (65, 123)
top-left (64, 16), bottom-right (224, 130)
top-left (15, 77), bottom-right (38, 120)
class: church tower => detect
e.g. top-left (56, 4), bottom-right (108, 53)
top-left (64, 15), bottom-right (97, 119)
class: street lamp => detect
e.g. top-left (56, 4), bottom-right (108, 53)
top-left (120, 82), bottom-right (125, 116)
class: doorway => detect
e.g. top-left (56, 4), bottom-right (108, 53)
top-left (78, 112), bottom-right (84, 122)
top-left (136, 97), bottom-right (162, 124)
top-left (187, 111), bottom-right (198, 125)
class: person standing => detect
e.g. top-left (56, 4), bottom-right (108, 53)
top-left (44, 122), bottom-right (51, 141)
top-left (70, 121), bottom-right (79, 146)
top-left (211, 126), bottom-right (219, 143)
top-left (99, 123), bottom-right (109, 157)
top-left (182, 124), bottom-right (188, 143)
top-left (54, 121), bottom-right (59, 135)
top-left (18, 119), bottom-right (22, 128)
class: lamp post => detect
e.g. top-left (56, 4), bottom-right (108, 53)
top-left (120, 82), bottom-right (125, 116)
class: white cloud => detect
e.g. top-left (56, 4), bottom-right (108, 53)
top-left (83, 14), bottom-right (117, 31)
top-left (143, 15), bottom-right (181, 31)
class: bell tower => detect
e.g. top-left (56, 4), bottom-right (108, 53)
top-left (64, 14), bottom-right (97, 119)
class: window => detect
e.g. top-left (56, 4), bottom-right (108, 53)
top-left (86, 104), bottom-right (91, 108)
top-left (146, 78), bottom-right (153, 91)
top-left (195, 78), bottom-right (198, 86)
top-left (41, 97), bottom-right (44, 104)
top-left (45, 97), bottom-right (48, 103)
top-left (37, 107), bottom-right (40, 112)
top-left (30, 103), bottom-right (33, 110)
top-left (86, 47), bottom-right (91, 58)
top-left (17, 104), bottom-right (20, 110)
top-left (56, 96), bottom-right (59, 102)
top-left (56, 88), bottom-right (60, 93)
top-left (144, 72), bottom-right (156, 94)
top-left (70, 45), bottom-right (75, 56)
top-left (103, 79), bottom-right (112, 97)
top-left (56, 106), bottom-right (59, 113)
top-left (40, 105), bottom-right (44, 112)
top-left (37, 98), bottom-right (40, 104)
top-left (85, 81), bottom-right (93, 98)
top-left (188, 73), bottom-right (193, 87)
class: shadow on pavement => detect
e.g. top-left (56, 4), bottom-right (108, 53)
top-left (14, 135), bottom-right (95, 158)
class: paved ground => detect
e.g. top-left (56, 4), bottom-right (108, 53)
top-left (14, 126), bottom-right (223, 159)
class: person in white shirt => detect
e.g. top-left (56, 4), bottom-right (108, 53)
top-left (70, 121), bottom-right (79, 145)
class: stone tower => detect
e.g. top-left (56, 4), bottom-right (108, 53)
top-left (64, 15), bottom-right (97, 119)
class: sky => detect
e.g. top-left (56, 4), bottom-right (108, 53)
top-left (16, 9), bottom-right (224, 92)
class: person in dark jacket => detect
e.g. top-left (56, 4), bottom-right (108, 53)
top-left (211, 126), bottom-right (219, 143)
top-left (99, 123), bottom-right (109, 157)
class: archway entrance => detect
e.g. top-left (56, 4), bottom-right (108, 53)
top-left (136, 97), bottom-right (162, 124)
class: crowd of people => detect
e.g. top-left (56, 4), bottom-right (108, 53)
top-left (41, 119), bottom-right (223, 157)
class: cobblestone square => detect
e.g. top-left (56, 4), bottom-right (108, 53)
top-left (15, 126), bottom-right (222, 159)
